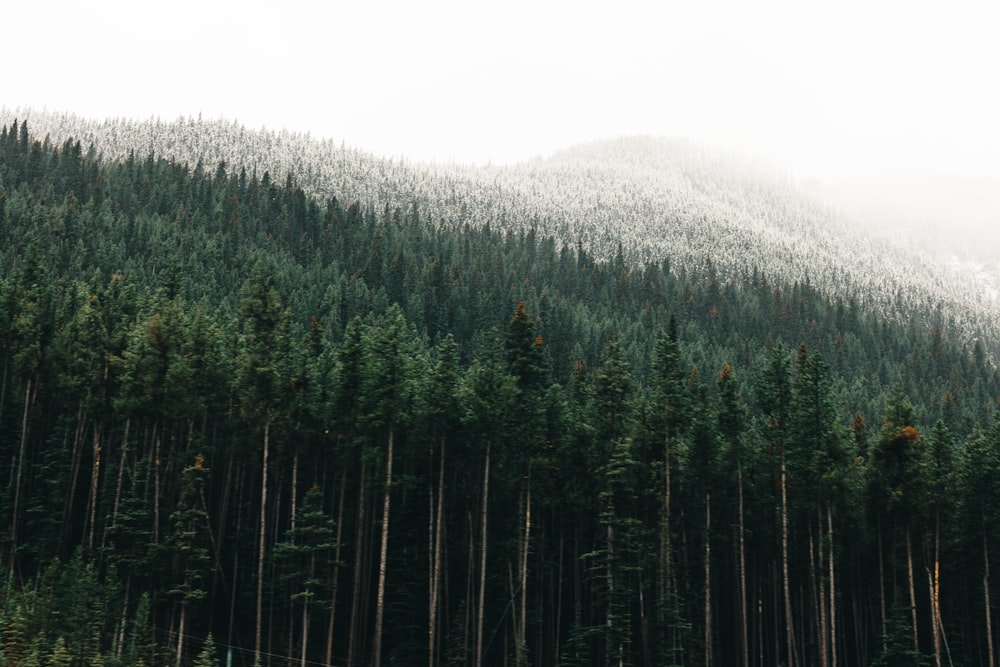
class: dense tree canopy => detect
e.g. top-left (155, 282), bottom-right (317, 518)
top-left (1, 120), bottom-right (999, 666)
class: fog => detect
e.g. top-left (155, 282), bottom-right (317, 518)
top-left (6, 0), bottom-right (998, 260)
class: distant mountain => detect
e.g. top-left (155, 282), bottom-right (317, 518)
top-left (6, 107), bottom-right (996, 354)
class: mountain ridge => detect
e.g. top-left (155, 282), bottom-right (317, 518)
top-left (4, 107), bottom-right (996, 357)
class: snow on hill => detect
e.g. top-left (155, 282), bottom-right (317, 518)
top-left (4, 107), bottom-right (997, 352)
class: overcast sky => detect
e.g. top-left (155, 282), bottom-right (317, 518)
top-left (6, 0), bottom-right (1000, 239)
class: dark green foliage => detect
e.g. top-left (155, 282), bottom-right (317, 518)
top-left (1, 120), bottom-right (999, 666)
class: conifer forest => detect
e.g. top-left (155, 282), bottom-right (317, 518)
top-left (3, 116), bottom-right (1000, 667)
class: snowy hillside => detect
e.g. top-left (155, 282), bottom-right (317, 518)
top-left (5, 107), bottom-right (997, 352)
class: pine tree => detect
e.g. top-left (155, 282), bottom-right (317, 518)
top-left (237, 262), bottom-right (293, 665)
top-left (275, 485), bottom-right (338, 667)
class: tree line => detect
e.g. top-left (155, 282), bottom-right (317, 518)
top-left (2, 120), bottom-right (1000, 666)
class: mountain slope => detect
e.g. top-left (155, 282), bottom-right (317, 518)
top-left (4, 107), bottom-right (997, 355)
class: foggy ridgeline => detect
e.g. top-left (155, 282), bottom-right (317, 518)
top-left (1, 113), bottom-right (999, 667)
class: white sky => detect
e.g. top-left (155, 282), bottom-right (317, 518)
top-left (5, 0), bottom-right (1000, 240)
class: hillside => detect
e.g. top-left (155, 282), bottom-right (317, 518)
top-left (6, 108), bottom-right (998, 358)
top-left (1, 113), bottom-right (999, 667)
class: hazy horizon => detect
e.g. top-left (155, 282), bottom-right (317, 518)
top-left (5, 0), bottom-right (998, 254)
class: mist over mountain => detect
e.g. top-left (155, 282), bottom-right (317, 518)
top-left (6, 108), bottom-right (997, 357)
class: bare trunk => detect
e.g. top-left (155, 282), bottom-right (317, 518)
top-left (301, 553), bottom-right (314, 667)
top-left (554, 530), bottom-right (564, 665)
top-left (111, 418), bottom-right (131, 527)
top-left (907, 527), bottom-right (918, 653)
top-left (429, 440), bottom-right (446, 667)
top-left (255, 420), bottom-right (270, 665)
top-left (228, 463), bottom-right (245, 650)
top-left (154, 424), bottom-right (162, 543)
top-left (291, 448), bottom-right (299, 532)
top-left (828, 507), bottom-right (837, 667)
top-left (373, 427), bottom-right (394, 667)
top-left (0, 359), bottom-right (7, 426)
top-left (986, 532), bottom-right (995, 667)
top-left (346, 460), bottom-right (369, 667)
top-left (817, 513), bottom-right (828, 667)
top-left (927, 515), bottom-right (941, 667)
top-left (87, 428), bottom-right (102, 550)
top-left (738, 459), bottom-right (748, 667)
top-left (705, 491), bottom-right (712, 667)
top-left (176, 603), bottom-right (187, 667)
top-left (878, 521), bottom-right (887, 652)
top-left (116, 573), bottom-right (132, 660)
top-left (518, 466), bottom-right (532, 666)
top-left (782, 448), bottom-right (795, 667)
top-left (9, 379), bottom-right (32, 568)
top-left (475, 442), bottom-right (492, 667)
top-left (62, 400), bottom-right (86, 545)
top-left (326, 466), bottom-right (347, 667)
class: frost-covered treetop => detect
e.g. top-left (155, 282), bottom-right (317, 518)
top-left (4, 107), bottom-right (996, 351)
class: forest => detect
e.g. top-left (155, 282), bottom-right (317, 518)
top-left (1, 118), bottom-right (1000, 667)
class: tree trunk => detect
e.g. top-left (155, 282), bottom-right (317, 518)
top-left (555, 530), bottom-right (564, 666)
top-left (176, 603), bottom-right (187, 667)
top-left (373, 427), bottom-right (394, 667)
top-left (907, 527), bottom-right (918, 654)
top-left (475, 442), bottom-right (492, 667)
top-left (255, 420), bottom-right (270, 665)
top-left (518, 465), bottom-right (532, 666)
top-left (705, 491), bottom-right (712, 667)
top-left (738, 458), bottom-right (748, 667)
top-left (326, 466), bottom-right (347, 667)
top-left (116, 572), bottom-right (132, 661)
top-left (154, 423), bottom-right (162, 543)
top-left (301, 553), bottom-right (314, 667)
top-left (986, 531), bottom-right (994, 667)
top-left (782, 447), bottom-right (795, 667)
top-left (9, 379), bottom-right (32, 569)
top-left (347, 460), bottom-right (369, 667)
top-left (62, 399), bottom-right (86, 548)
top-left (878, 522), bottom-right (887, 652)
top-left (828, 507), bottom-right (837, 667)
top-left (291, 448), bottom-right (299, 532)
top-left (111, 418), bottom-right (131, 527)
top-left (87, 427), bottom-right (102, 551)
top-left (927, 514), bottom-right (941, 667)
top-left (429, 439), bottom-right (445, 667)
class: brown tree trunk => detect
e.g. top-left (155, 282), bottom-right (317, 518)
top-left (373, 428), bottom-right (394, 667)
top-left (927, 515), bottom-right (942, 667)
top-left (325, 466), bottom-right (347, 667)
top-left (87, 428), bottom-right (102, 551)
top-left (986, 531), bottom-right (995, 667)
top-left (111, 418), bottom-right (131, 527)
top-left (817, 513), bottom-right (828, 667)
top-left (738, 459), bottom-right (748, 667)
top-left (347, 460), bottom-right (369, 667)
top-left (518, 466), bottom-right (532, 666)
top-left (429, 440), bottom-right (446, 667)
top-left (62, 399), bottom-right (86, 547)
top-left (705, 491), bottom-right (712, 667)
top-left (475, 442), bottom-right (492, 667)
top-left (154, 423), bottom-right (162, 544)
top-left (782, 448), bottom-right (795, 667)
top-left (828, 507), bottom-right (837, 667)
top-left (301, 552), bottom-right (314, 667)
top-left (878, 521), bottom-right (887, 653)
top-left (9, 380), bottom-right (32, 568)
top-left (176, 603), bottom-right (187, 667)
top-left (907, 527), bottom-right (918, 653)
top-left (291, 448), bottom-right (299, 532)
top-left (255, 420), bottom-right (270, 665)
